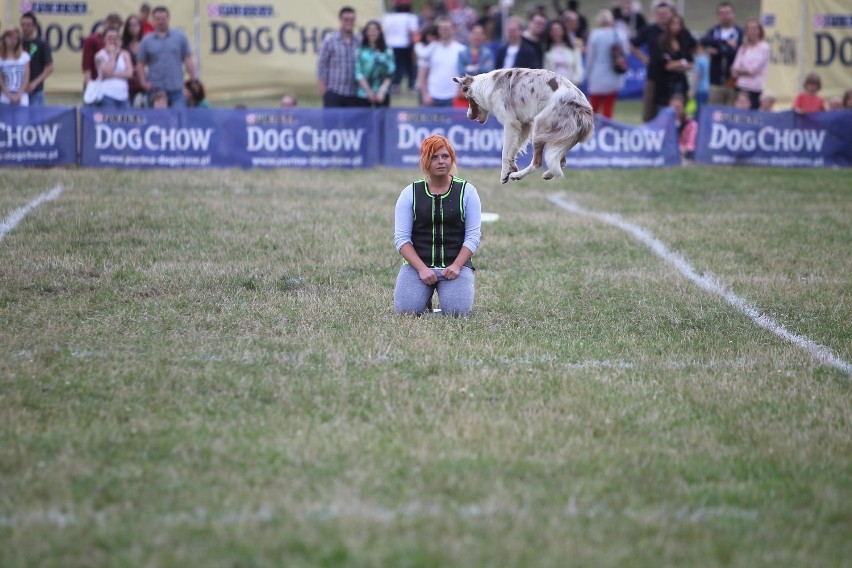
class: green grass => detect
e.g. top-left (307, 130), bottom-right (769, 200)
top-left (1, 166), bottom-right (850, 567)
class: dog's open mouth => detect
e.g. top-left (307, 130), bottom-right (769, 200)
top-left (468, 99), bottom-right (485, 124)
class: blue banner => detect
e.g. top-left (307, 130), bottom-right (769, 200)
top-left (383, 107), bottom-right (680, 170)
top-left (80, 107), bottom-right (225, 168)
top-left (695, 105), bottom-right (852, 168)
top-left (237, 108), bottom-right (380, 169)
top-left (80, 107), bottom-right (379, 169)
top-left (619, 53), bottom-right (646, 99)
top-left (0, 106), bottom-right (77, 167)
top-left (568, 108), bottom-right (680, 168)
top-left (383, 108), bottom-right (510, 169)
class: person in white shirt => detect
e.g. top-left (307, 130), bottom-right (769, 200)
top-left (543, 19), bottom-right (584, 85)
top-left (418, 17), bottom-right (466, 107)
top-left (382, 0), bottom-right (419, 93)
top-left (93, 27), bottom-right (134, 108)
top-left (0, 28), bottom-right (31, 106)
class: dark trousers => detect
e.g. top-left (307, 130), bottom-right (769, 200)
top-left (641, 79), bottom-right (657, 123)
top-left (392, 46), bottom-right (415, 90)
top-left (323, 91), bottom-right (366, 108)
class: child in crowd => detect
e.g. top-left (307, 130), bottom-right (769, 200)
top-left (691, 44), bottom-right (710, 118)
top-left (792, 72), bottom-right (825, 113)
top-left (844, 88), bottom-right (852, 109)
top-left (280, 93), bottom-right (297, 107)
top-left (758, 91), bottom-right (775, 111)
top-left (151, 89), bottom-right (168, 108)
top-left (669, 93), bottom-right (696, 163)
top-left (733, 90), bottom-right (751, 110)
top-left (827, 96), bottom-right (842, 111)
top-left (183, 79), bottom-right (210, 108)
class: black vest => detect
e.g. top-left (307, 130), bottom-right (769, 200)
top-left (411, 177), bottom-right (471, 269)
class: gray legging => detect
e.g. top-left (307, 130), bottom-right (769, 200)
top-left (393, 265), bottom-right (475, 316)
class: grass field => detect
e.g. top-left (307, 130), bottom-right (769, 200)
top-left (1, 165), bottom-right (850, 567)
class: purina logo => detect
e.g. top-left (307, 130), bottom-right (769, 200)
top-left (207, 4), bottom-right (275, 18)
top-left (397, 111), bottom-right (452, 124)
top-left (93, 112), bottom-right (147, 125)
top-left (812, 14), bottom-right (852, 29)
top-left (245, 113), bottom-right (297, 126)
top-left (712, 110), bottom-right (762, 126)
top-left (21, 1), bottom-right (88, 15)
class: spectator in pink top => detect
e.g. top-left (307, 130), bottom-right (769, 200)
top-left (792, 72), bottom-right (826, 113)
top-left (730, 18), bottom-right (769, 110)
top-left (669, 93), bottom-right (696, 163)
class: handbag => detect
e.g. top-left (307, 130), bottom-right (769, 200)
top-left (83, 78), bottom-right (104, 105)
top-left (611, 30), bottom-right (628, 74)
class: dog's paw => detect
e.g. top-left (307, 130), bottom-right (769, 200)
top-left (500, 175), bottom-right (510, 184)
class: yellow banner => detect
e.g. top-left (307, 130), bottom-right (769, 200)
top-left (17, 0), bottom-right (195, 97)
top-left (199, 1), bottom-right (382, 102)
top-left (807, 0), bottom-right (852, 105)
top-left (762, 0), bottom-right (852, 108)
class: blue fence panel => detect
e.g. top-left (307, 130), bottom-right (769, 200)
top-left (0, 106), bottom-right (77, 167)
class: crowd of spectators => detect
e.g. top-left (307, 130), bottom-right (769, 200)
top-left (1, 0), bottom-right (850, 136)
top-left (0, 3), bottom-right (209, 110)
top-left (319, 2), bottom-right (850, 123)
top-left (316, 0), bottom-right (852, 164)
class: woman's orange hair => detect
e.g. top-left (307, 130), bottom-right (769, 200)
top-left (419, 134), bottom-right (457, 177)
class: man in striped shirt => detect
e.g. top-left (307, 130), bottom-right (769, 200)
top-left (317, 6), bottom-right (362, 107)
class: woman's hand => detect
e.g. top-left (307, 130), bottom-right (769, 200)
top-left (417, 266), bottom-right (438, 285)
top-left (441, 264), bottom-right (461, 280)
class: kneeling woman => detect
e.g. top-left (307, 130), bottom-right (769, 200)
top-left (393, 135), bottom-right (482, 316)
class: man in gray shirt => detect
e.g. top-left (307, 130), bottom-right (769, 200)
top-left (136, 5), bottom-right (197, 108)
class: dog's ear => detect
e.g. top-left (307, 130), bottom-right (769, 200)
top-left (452, 76), bottom-right (463, 85)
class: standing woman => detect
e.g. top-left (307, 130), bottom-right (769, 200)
top-left (394, 135), bottom-right (482, 316)
top-left (655, 13), bottom-right (693, 111)
top-left (457, 24), bottom-right (495, 77)
top-left (94, 27), bottom-right (133, 109)
top-left (730, 18), bottom-right (769, 110)
top-left (0, 28), bottom-right (31, 107)
top-left (355, 20), bottom-right (395, 107)
top-left (543, 19), bottom-right (584, 86)
top-left (454, 24), bottom-right (494, 108)
top-left (585, 9), bottom-right (628, 118)
top-left (122, 14), bottom-right (145, 106)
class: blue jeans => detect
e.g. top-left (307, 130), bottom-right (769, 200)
top-left (429, 98), bottom-right (454, 107)
top-left (98, 96), bottom-right (130, 110)
top-left (29, 90), bottom-right (46, 106)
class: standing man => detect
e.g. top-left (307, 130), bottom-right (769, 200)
top-left (317, 6), bottom-right (361, 108)
top-left (701, 2), bottom-right (742, 106)
top-left (418, 17), bottom-right (466, 107)
top-left (522, 11), bottom-right (547, 69)
top-left (21, 12), bottom-right (53, 106)
top-left (496, 17), bottom-right (540, 70)
top-left (136, 6), bottom-right (197, 108)
top-left (630, 2), bottom-right (673, 122)
top-left (82, 13), bottom-right (123, 86)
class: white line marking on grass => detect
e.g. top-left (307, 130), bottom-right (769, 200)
top-left (548, 193), bottom-right (852, 376)
top-left (0, 185), bottom-right (64, 242)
